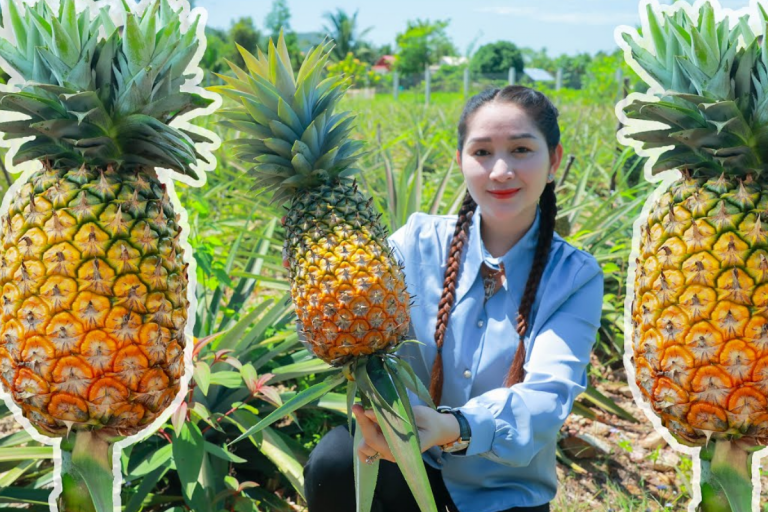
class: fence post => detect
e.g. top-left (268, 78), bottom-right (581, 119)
top-left (425, 64), bottom-right (431, 107)
top-left (615, 67), bottom-right (623, 101)
top-left (556, 68), bottom-right (563, 91)
top-left (508, 67), bottom-right (516, 86)
top-left (393, 71), bottom-right (399, 100)
top-left (463, 66), bottom-right (470, 98)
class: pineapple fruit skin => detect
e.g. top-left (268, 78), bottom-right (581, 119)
top-left (284, 181), bottom-right (410, 366)
top-left (0, 163), bottom-right (188, 437)
top-left (632, 172), bottom-right (768, 445)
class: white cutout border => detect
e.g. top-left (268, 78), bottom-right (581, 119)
top-left (0, 0), bottom-right (222, 510)
top-left (616, 1), bottom-right (768, 511)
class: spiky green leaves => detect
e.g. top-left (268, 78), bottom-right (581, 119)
top-left (621, 3), bottom-right (768, 178)
top-left (212, 32), bottom-right (365, 205)
top-left (0, 0), bottom-right (213, 177)
top-left (623, 3), bottom-right (750, 100)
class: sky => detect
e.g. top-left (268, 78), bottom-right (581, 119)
top-left (194, 0), bottom-right (755, 57)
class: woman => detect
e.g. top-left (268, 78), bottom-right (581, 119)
top-left (302, 85), bottom-right (604, 512)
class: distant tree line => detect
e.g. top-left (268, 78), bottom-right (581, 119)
top-left (198, 0), bottom-right (642, 94)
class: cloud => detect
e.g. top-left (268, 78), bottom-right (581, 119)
top-left (474, 6), bottom-right (638, 25)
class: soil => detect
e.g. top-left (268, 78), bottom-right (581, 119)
top-left (553, 367), bottom-right (768, 512)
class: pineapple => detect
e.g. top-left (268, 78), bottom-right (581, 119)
top-left (0, 0), bottom-right (215, 509)
top-left (216, 34), bottom-right (440, 512)
top-left (212, 34), bottom-right (410, 366)
top-left (620, 2), bottom-right (768, 509)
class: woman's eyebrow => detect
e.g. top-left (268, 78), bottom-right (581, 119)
top-left (467, 133), bottom-right (537, 144)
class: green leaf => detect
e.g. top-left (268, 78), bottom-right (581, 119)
top-left (354, 360), bottom-right (406, 422)
top-left (364, 357), bottom-right (437, 512)
top-left (347, 380), bottom-right (358, 433)
top-left (228, 371), bottom-right (346, 446)
top-left (194, 360), bottom-right (211, 396)
top-left (209, 370), bottom-right (243, 388)
top-left (708, 440), bottom-right (753, 512)
top-left (353, 418), bottom-right (378, 512)
top-left (582, 385), bottom-right (637, 423)
top-left (173, 421), bottom-right (205, 500)
top-left (0, 446), bottom-right (53, 462)
top-left (126, 443), bottom-right (172, 478)
top-left (69, 431), bottom-right (114, 512)
top-left (204, 441), bottom-right (247, 464)
top-left (215, 299), bottom-right (274, 351)
top-left (124, 465), bottom-right (169, 512)
top-left (50, 16), bottom-right (78, 66)
top-left (259, 427), bottom-right (306, 500)
top-left (123, 13), bottom-right (151, 74)
top-left (0, 459), bottom-right (36, 488)
top-left (645, 4), bottom-right (666, 63)
top-left (386, 356), bottom-right (434, 408)
top-left (268, 357), bottom-right (335, 382)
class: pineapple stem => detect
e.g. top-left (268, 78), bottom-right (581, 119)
top-left (699, 440), bottom-right (753, 512)
top-left (60, 431), bottom-right (115, 512)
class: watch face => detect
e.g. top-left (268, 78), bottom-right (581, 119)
top-left (443, 440), bottom-right (470, 453)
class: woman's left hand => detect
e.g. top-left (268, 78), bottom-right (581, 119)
top-left (351, 404), bottom-right (460, 464)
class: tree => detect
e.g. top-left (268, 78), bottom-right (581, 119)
top-left (394, 19), bottom-right (457, 75)
top-left (470, 41), bottom-right (524, 76)
top-left (322, 8), bottom-right (374, 63)
top-left (552, 53), bottom-right (592, 89)
top-left (229, 17), bottom-right (261, 68)
top-left (265, 0), bottom-right (291, 39)
top-left (201, 27), bottom-right (231, 75)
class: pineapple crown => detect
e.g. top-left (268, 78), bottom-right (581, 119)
top-left (211, 32), bottom-right (365, 205)
top-left (619, 1), bottom-right (768, 179)
top-left (0, 0), bottom-right (215, 178)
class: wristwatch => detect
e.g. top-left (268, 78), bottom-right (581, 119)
top-left (437, 406), bottom-right (471, 453)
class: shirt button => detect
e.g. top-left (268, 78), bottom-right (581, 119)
top-left (477, 320), bottom-right (484, 328)
top-left (463, 370), bottom-right (472, 379)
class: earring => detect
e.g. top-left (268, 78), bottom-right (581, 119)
top-left (547, 173), bottom-right (555, 183)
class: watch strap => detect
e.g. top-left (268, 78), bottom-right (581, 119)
top-left (437, 406), bottom-right (471, 453)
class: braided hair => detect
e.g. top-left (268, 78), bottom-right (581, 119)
top-left (428, 85), bottom-right (560, 405)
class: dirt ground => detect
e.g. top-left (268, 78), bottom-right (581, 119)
top-left (553, 368), bottom-right (768, 512)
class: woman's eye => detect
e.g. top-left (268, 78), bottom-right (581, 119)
top-left (513, 147), bottom-right (531, 154)
top-left (473, 149), bottom-right (489, 156)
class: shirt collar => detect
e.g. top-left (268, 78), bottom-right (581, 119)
top-left (454, 204), bottom-right (541, 306)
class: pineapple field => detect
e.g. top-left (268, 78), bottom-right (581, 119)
top-left (1, 0), bottom-right (768, 511)
top-left (0, 72), bottom-right (751, 512)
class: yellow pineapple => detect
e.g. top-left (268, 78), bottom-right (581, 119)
top-left (0, 0), bottom-right (216, 508)
top-left (213, 34), bottom-right (410, 366)
top-left (621, 2), bottom-right (768, 509)
top-left (0, 0), bottom-right (212, 438)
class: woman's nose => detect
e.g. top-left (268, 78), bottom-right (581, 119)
top-left (490, 157), bottom-right (514, 178)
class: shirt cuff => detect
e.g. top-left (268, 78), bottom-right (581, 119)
top-left (457, 404), bottom-right (495, 457)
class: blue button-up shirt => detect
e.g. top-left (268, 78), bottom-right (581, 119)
top-left (388, 204), bottom-right (604, 511)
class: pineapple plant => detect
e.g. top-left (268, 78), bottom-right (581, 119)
top-left (0, 0), bottom-right (217, 509)
top-left (212, 34), bottom-right (438, 512)
top-left (619, 2), bottom-right (768, 510)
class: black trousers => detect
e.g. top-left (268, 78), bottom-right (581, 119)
top-left (303, 425), bottom-right (551, 512)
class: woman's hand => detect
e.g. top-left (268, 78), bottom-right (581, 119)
top-left (351, 404), bottom-right (460, 464)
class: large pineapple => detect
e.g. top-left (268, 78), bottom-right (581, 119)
top-left (216, 35), bottom-right (441, 512)
top-left (213, 34), bottom-right (410, 366)
top-left (0, 0), bottom-right (211, 439)
top-left (621, 3), bottom-right (768, 510)
top-left (0, 0), bottom-right (215, 509)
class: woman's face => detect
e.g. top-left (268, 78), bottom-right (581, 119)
top-left (458, 101), bottom-right (562, 230)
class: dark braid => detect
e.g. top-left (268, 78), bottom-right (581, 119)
top-left (429, 85), bottom-right (560, 405)
top-left (429, 192), bottom-right (477, 404)
top-left (503, 181), bottom-right (557, 386)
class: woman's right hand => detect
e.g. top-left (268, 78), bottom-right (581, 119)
top-left (352, 404), bottom-right (395, 463)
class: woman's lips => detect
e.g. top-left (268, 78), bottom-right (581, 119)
top-left (488, 188), bottom-right (520, 198)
